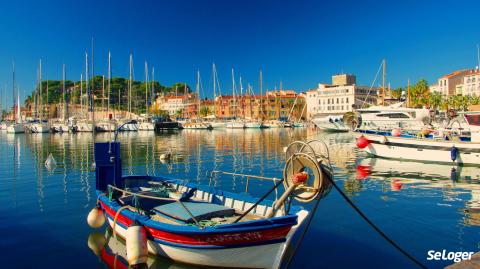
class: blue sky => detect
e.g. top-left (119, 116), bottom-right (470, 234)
top-left (0, 0), bottom-right (480, 108)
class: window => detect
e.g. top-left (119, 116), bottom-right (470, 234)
top-left (346, 98), bottom-right (349, 104)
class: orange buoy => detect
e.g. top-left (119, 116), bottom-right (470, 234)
top-left (356, 136), bottom-right (370, 149)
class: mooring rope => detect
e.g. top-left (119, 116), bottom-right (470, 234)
top-left (326, 175), bottom-right (428, 268)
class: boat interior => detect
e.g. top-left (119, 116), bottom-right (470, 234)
top-left (111, 176), bottom-right (290, 227)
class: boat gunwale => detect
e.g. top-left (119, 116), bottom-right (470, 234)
top-left (97, 175), bottom-right (300, 234)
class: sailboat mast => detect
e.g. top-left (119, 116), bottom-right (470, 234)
top-left (12, 62), bottom-right (16, 123)
top-left (232, 68), bottom-right (236, 119)
top-left (108, 51), bottom-right (111, 117)
top-left (85, 52), bottom-right (89, 119)
top-left (239, 76), bottom-right (244, 119)
top-left (63, 64), bottom-right (66, 121)
top-left (39, 59), bottom-right (42, 121)
top-left (212, 63), bottom-right (216, 117)
top-left (259, 69), bottom-right (263, 119)
top-left (102, 75), bottom-right (105, 113)
top-left (80, 74), bottom-right (83, 115)
top-left (145, 61), bottom-right (148, 115)
top-left (128, 53), bottom-right (133, 115)
top-left (151, 67), bottom-right (154, 107)
top-left (197, 71), bottom-right (201, 118)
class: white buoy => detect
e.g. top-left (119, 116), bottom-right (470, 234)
top-left (87, 232), bottom-right (107, 257)
top-left (159, 149), bottom-right (172, 160)
top-left (126, 223), bottom-right (148, 266)
top-left (87, 206), bottom-right (106, 228)
top-left (45, 153), bottom-right (57, 171)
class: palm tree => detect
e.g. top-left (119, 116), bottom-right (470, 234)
top-left (428, 92), bottom-right (443, 110)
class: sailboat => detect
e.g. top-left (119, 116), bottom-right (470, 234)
top-left (226, 68), bottom-right (245, 129)
top-left (182, 71), bottom-right (212, 130)
top-left (31, 60), bottom-right (50, 133)
top-left (7, 63), bottom-right (25, 134)
top-left (138, 61), bottom-right (155, 131)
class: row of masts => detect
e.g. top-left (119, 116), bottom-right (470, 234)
top-left (27, 50), bottom-right (156, 123)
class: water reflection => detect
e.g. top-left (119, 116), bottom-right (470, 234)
top-left (1, 129), bottom-right (479, 268)
top-left (357, 157), bottom-right (480, 226)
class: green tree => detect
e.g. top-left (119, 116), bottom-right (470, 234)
top-left (200, 106), bottom-right (210, 117)
top-left (391, 87), bottom-right (403, 100)
top-left (428, 92), bottom-right (443, 110)
top-left (409, 79), bottom-right (429, 107)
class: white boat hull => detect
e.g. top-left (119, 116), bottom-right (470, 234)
top-left (138, 122), bottom-right (155, 131)
top-left (106, 209), bottom-right (308, 269)
top-left (51, 123), bottom-right (70, 133)
top-left (312, 118), bottom-right (349, 132)
top-left (75, 122), bottom-right (94, 132)
top-left (182, 123), bottom-right (212, 129)
top-left (6, 124), bottom-right (25, 134)
top-left (31, 123), bottom-right (50, 133)
top-left (95, 122), bottom-right (116, 132)
top-left (120, 123), bottom-right (139, 131)
top-left (358, 133), bottom-right (480, 165)
top-left (244, 122), bottom-right (262, 128)
top-left (209, 122), bottom-right (226, 128)
top-left (226, 122), bottom-right (245, 129)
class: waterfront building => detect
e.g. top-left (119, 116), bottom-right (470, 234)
top-left (429, 69), bottom-right (469, 96)
top-left (306, 74), bottom-right (378, 119)
top-left (460, 69), bottom-right (480, 96)
top-left (214, 90), bottom-right (305, 120)
top-left (154, 93), bottom-right (196, 117)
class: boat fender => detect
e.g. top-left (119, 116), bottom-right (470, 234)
top-left (126, 222), bottom-right (148, 266)
top-left (356, 136), bottom-right (370, 149)
top-left (45, 153), bottom-right (57, 171)
top-left (391, 128), bottom-right (401, 137)
top-left (451, 146), bottom-right (458, 162)
top-left (87, 206), bottom-right (106, 228)
top-left (87, 232), bottom-right (107, 257)
top-left (450, 167), bottom-right (458, 181)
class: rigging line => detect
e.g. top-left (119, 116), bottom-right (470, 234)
top-left (361, 60), bottom-right (383, 109)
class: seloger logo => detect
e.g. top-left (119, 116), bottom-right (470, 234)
top-left (427, 250), bottom-right (475, 263)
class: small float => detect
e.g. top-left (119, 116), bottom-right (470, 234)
top-left (87, 122), bottom-right (333, 268)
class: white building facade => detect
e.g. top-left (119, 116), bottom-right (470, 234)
top-left (306, 80), bottom-right (378, 119)
top-left (461, 70), bottom-right (480, 96)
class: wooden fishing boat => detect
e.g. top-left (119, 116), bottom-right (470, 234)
top-left (87, 126), bottom-right (332, 268)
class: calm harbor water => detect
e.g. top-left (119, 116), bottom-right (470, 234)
top-left (0, 128), bottom-right (479, 268)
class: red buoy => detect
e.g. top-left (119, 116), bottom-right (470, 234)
top-left (356, 136), bottom-right (370, 149)
top-left (391, 128), bottom-right (401, 137)
top-left (391, 179), bottom-right (403, 191)
top-left (356, 165), bottom-right (371, 180)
